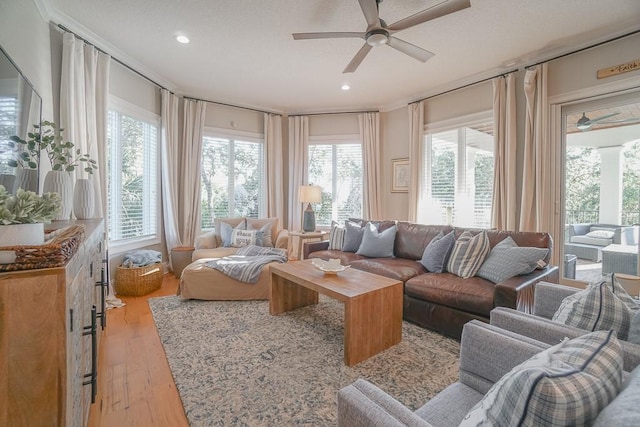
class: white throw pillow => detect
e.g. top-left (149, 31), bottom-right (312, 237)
top-left (328, 220), bottom-right (345, 250)
top-left (586, 229), bottom-right (615, 239)
top-left (230, 229), bottom-right (261, 248)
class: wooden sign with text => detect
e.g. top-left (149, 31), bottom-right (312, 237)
top-left (597, 58), bottom-right (640, 79)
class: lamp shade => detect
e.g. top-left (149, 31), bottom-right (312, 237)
top-left (299, 185), bottom-right (322, 204)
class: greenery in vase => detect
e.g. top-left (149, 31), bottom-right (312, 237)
top-left (0, 185), bottom-right (62, 224)
top-left (9, 120), bottom-right (98, 174)
top-left (7, 126), bottom-right (40, 170)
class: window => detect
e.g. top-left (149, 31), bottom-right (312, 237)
top-left (200, 133), bottom-right (265, 229)
top-left (0, 90), bottom-right (17, 175)
top-left (308, 138), bottom-right (363, 227)
top-left (422, 119), bottom-right (494, 228)
top-left (107, 99), bottom-right (160, 250)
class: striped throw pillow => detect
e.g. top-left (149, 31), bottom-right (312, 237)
top-left (447, 231), bottom-right (490, 278)
top-left (328, 221), bottom-right (345, 250)
top-left (461, 330), bottom-right (623, 427)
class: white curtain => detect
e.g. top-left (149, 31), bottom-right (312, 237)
top-left (181, 99), bottom-right (206, 246)
top-left (519, 63), bottom-right (551, 232)
top-left (161, 89), bottom-right (182, 266)
top-left (265, 113), bottom-right (284, 223)
top-left (491, 73), bottom-right (518, 230)
top-left (359, 112), bottom-right (382, 220)
top-left (60, 32), bottom-right (110, 219)
top-left (287, 115), bottom-right (309, 231)
top-left (408, 101), bottom-right (425, 223)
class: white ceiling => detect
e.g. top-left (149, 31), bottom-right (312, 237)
top-left (40, 0), bottom-right (640, 114)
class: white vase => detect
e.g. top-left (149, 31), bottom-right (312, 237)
top-left (16, 168), bottom-right (38, 193)
top-left (73, 178), bottom-right (95, 220)
top-left (0, 222), bottom-right (45, 264)
top-left (43, 170), bottom-right (72, 221)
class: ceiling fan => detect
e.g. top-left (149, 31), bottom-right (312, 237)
top-left (576, 112), bottom-right (640, 131)
top-left (292, 0), bottom-right (471, 73)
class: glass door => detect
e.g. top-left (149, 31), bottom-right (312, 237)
top-left (561, 93), bottom-right (640, 286)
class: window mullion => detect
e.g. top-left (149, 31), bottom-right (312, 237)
top-left (228, 139), bottom-right (235, 217)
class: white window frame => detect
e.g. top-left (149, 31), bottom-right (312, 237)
top-left (108, 95), bottom-right (161, 255)
top-left (308, 134), bottom-right (362, 228)
top-left (422, 111), bottom-right (494, 227)
top-left (200, 126), bottom-right (265, 232)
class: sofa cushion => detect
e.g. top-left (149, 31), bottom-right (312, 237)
top-left (571, 235), bottom-right (613, 246)
top-left (195, 230), bottom-right (217, 249)
top-left (350, 258), bottom-right (426, 282)
top-left (477, 236), bottom-right (549, 283)
top-left (629, 311), bottom-right (640, 345)
top-left (356, 223), bottom-right (397, 258)
top-left (587, 229), bottom-right (615, 239)
top-left (460, 330), bottom-right (623, 427)
top-left (594, 364), bottom-right (640, 426)
top-left (419, 230), bottom-right (455, 273)
top-left (552, 279), bottom-right (636, 340)
top-left (394, 222), bottom-right (453, 260)
top-left (220, 221), bottom-right (248, 247)
top-left (247, 221), bottom-right (273, 247)
top-left (342, 220), bottom-right (365, 252)
top-left (308, 250), bottom-right (365, 265)
top-left (328, 220), bottom-right (345, 250)
top-left (447, 231), bottom-right (490, 279)
top-left (405, 273), bottom-right (495, 317)
top-left (230, 229), bottom-right (261, 247)
top-left (246, 217), bottom-right (279, 247)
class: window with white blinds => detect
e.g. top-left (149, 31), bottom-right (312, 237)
top-left (0, 95), bottom-right (18, 175)
top-left (422, 120), bottom-right (494, 228)
top-left (200, 135), bottom-right (265, 229)
top-left (308, 139), bottom-right (363, 227)
top-left (107, 105), bottom-right (160, 249)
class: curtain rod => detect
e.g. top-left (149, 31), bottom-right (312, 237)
top-left (412, 27), bottom-right (640, 105)
top-left (56, 23), bottom-right (173, 94)
top-left (289, 110), bottom-right (379, 117)
top-left (182, 96), bottom-right (281, 116)
top-left (410, 69), bottom-right (517, 104)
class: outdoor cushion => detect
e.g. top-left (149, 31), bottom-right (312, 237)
top-left (571, 235), bottom-right (613, 246)
top-left (460, 330), bottom-right (623, 426)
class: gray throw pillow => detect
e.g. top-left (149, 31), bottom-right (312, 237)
top-left (629, 310), bottom-right (640, 345)
top-left (221, 221), bottom-right (247, 247)
top-left (461, 330), bottom-right (623, 427)
top-left (356, 223), bottom-right (397, 258)
top-left (342, 220), bottom-right (365, 252)
top-left (447, 231), bottom-right (490, 279)
top-left (476, 236), bottom-right (549, 283)
top-left (419, 231), bottom-right (455, 273)
top-left (248, 222), bottom-right (273, 247)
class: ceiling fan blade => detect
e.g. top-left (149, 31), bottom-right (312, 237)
top-left (386, 0), bottom-right (471, 32)
top-left (343, 43), bottom-right (373, 73)
top-left (597, 118), bottom-right (640, 125)
top-left (358, 0), bottom-right (380, 28)
top-left (293, 32), bottom-right (365, 40)
top-left (587, 112), bottom-right (620, 124)
top-left (387, 37), bottom-right (434, 62)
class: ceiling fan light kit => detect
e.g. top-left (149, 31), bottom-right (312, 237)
top-left (292, 0), bottom-right (471, 73)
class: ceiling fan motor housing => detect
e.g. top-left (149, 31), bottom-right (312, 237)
top-left (366, 29), bottom-right (389, 46)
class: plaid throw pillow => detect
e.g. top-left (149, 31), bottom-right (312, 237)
top-left (460, 330), bottom-right (623, 427)
top-left (553, 279), bottom-right (635, 340)
top-left (328, 221), bottom-right (345, 250)
top-left (447, 231), bottom-right (490, 279)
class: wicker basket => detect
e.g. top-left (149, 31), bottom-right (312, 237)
top-left (115, 263), bottom-right (163, 296)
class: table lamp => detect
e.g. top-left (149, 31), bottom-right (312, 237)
top-left (299, 185), bottom-right (322, 232)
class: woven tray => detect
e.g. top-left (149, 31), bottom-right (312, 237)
top-left (0, 225), bottom-right (85, 272)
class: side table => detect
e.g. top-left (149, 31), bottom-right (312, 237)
top-left (171, 246), bottom-right (195, 278)
top-left (288, 231), bottom-right (328, 260)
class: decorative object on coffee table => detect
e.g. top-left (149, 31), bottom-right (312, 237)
top-left (299, 185), bottom-right (322, 232)
top-left (311, 258), bottom-right (350, 274)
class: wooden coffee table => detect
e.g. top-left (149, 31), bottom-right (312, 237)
top-left (269, 260), bottom-right (403, 366)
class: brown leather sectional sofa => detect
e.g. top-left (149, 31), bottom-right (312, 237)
top-left (304, 221), bottom-right (559, 339)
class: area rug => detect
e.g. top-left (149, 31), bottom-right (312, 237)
top-left (149, 295), bottom-right (460, 426)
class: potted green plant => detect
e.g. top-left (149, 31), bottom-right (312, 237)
top-left (7, 126), bottom-right (41, 193)
top-left (0, 185), bottom-right (62, 262)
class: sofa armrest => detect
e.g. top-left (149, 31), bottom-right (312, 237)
top-left (458, 321), bottom-right (548, 394)
top-left (274, 229), bottom-right (289, 250)
top-left (303, 240), bottom-right (329, 259)
top-left (337, 379), bottom-right (432, 427)
top-left (493, 265), bottom-right (559, 313)
top-left (533, 281), bottom-right (580, 319)
top-left (490, 307), bottom-right (640, 372)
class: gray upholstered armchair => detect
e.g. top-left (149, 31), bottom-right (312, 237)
top-left (490, 281), bottom-right (640, 372)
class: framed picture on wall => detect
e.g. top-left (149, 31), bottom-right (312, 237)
top-left (391, 158), bottom-right (409, 193)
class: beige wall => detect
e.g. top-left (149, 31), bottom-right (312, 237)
top-left (204, 103), bottom-right (263, 134)
top-left (381, 107), bottom-right (409, 220)
top-left (110, 62), bottom-right (161, 114)
top-left (309, 113), bottom-right (359, 136)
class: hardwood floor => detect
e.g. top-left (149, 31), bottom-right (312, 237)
top-left (88, 274), bottom-right (188, 426)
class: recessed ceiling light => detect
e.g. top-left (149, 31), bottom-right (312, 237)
top-left (341, 84), bottom-right (350, 91)
top-left (175, 35), bottom-right (190, 44)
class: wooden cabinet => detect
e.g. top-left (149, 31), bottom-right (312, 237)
top-left (0, 219), bottom-right (107, 427)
